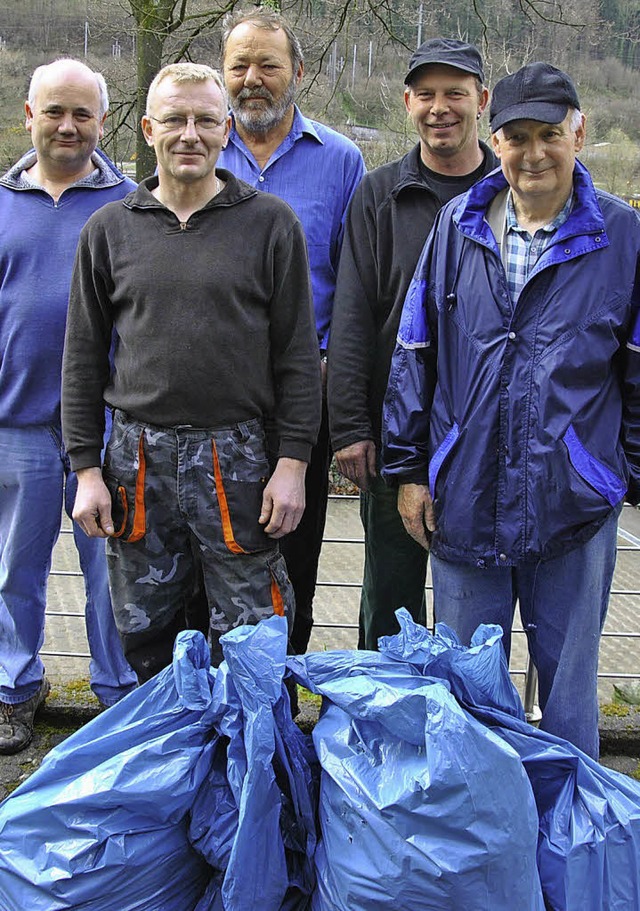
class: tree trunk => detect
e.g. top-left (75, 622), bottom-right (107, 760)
top-left (134, 0), bottom-right (177, 182)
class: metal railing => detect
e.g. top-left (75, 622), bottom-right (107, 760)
top-left (44, 498), bottom-right (640, 698)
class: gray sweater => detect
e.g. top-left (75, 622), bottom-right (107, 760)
top-left (62, 171), bottom-right (321, 470)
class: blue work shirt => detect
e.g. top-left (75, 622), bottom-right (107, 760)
top-left (219, 106), bottom-right (365, 349)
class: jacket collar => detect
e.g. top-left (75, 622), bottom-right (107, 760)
top-left (0, 147), bottom-right (128, 192)
top-left (453, 158), bottom-right (606, 247)
top-left (392, 140), bottom-right (499, 199)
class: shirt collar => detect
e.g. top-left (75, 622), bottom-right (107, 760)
top-left (505, 188), bottom-right (574, 235)
top-left (228, 104), bottom-right (324, 147)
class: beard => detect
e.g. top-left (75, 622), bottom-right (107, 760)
top-left (229, 78), bottom-right (297, 134)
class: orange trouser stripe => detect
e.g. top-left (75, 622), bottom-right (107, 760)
top-left (212, 440), bottom-right (246, 554)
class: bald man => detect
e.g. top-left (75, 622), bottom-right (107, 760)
top-left (0, 58), bottom-right (137, 755)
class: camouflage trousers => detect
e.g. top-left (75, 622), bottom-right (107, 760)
top-left (103, 410), bottom-right (294, 679)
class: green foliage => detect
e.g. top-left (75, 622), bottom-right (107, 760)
top-left (1, 0), bottom-right (640, 190)
top-left (601, 702), bottom-right (631, 717)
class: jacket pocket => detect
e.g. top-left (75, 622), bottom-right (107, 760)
top-left (429, 422), bottom-right (460, 500)
top-left (562, 424), bottom-right (626, 507)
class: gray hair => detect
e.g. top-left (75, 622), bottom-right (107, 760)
top-left (221, 7), bottom-right (304, 74)
top-left (495, 106), bottom-right (583, 141)
top-left (146, 63), bottom-right (228, 115)
top-left (28, 59), bottom-right (109, 117)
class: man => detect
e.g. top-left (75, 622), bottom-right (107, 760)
top-left (0, 59), bottom-right (138, 755)
top-left (382, 62), bottom-right (640, 758)
top-left (328, 39), bottom-right (496, 650)
top-left (219, 7), bottom-right (365, 657)
top-left (62, 63), bottom-right (321, 681)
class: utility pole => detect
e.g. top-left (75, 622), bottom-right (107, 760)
top-left (417, 1), bottom-right (423, 48)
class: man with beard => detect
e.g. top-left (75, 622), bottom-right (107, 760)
top-left (218, 7), bottom-right (365, 667)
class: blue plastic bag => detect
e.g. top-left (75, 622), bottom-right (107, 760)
top-left (0, 630), bottom-right (217, 910)
top-left (191, 617), bottom-right (318, 911)
top-left (381, 609), bottom-right (640, 911)
top-left (289, 645), bottom-right (544, 911)
top-left (0, 617), bottom-right (318, 911)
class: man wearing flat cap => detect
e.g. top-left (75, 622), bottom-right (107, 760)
top-left (382, 61), bottom-right (640, 758)
top-left (328, 38), bottom-right (497, 649)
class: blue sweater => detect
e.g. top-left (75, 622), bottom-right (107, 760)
top-left (0, 149), bottom-right (135, 428)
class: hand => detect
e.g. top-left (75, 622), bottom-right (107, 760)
top-left (259, 457), bottom-right (307, 538)
top-left (335, 440), bottom-right (377, 491)
top-left (73, 467), bottom-right (114, 538)
top-left (397, 483), bottom-right (436, 551)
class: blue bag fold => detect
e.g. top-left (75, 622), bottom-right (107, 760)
top-left (289, 641), bottom-right (544, 911)
top-left (191, 615), bottom-right (318, 911)
top-left (380, 608), bottom-right (640, 911)
top-left (0, 630), bottom-right (217, 911)
top-left (0, 616), bottom-right (318, 911)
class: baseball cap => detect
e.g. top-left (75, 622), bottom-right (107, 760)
top-left (404, 38), bottom-right (484, 85)
top-left (490, 62), bottom-right (580, 133)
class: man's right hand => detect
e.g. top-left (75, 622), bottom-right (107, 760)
top-left (335, 440), bottom-right (377, 491)
top-left (73, 467), bottom-right (114, 538)
top-left (397, 483), bottom-right (436, 551)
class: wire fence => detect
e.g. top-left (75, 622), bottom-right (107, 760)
top-left (44, 497), bottom-right (640, 699)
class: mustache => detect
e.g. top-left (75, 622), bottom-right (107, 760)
top-left (235, 86), bottom-right (274, 103)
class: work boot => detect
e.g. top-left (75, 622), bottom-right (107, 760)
top-left (0, 678), bottom-right (50, 755)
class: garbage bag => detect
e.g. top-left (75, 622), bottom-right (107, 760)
top-left (0, 617), bottom-right (318, 911)
top-left (289, 646), bottom-right (544, 911)
top-left (191, 616), bottom-right (318, 911)
top-left (0, 630), bottom-right (217, 911)
top-left (381, 609), bottom-right (640, 911)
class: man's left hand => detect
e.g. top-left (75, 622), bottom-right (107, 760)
top-left (259, 457), bottom-right (308, 538)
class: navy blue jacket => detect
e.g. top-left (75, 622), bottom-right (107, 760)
top-left (382, 161), bottom-right (640, 565)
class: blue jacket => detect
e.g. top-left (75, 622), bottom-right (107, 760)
top-left (382, 161), bottom-right (640, 565)
top-left (0, 149), bottom-right (135, 428)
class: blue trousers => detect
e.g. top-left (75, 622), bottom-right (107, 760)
top-left (0, 425), bottom-right (137, 706)
top-left (430, 507), bottom-right (621, 759)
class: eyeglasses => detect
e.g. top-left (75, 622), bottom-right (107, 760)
top-left (149, 114), bottom-right (226, 132)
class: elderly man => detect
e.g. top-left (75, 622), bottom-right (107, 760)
top-left (328, 39), bottom-right (496, 649)
top-left (0, 58), bottom-right (137, 754)
top-left (219, 7), bottom-right (365, 659)
top-left (62, 63), bottom-right (321, 681)
top-left (382, 62), bottom-right (640, 758)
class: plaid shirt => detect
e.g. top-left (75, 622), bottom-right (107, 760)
top-left (504, 191), bottom-right (574, 304)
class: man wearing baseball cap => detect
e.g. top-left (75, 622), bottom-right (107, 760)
top-left (328, 39), bottom-right (497, 649)
top-left (382, 62), bottom-right (640, 758)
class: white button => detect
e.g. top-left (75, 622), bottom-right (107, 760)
top-left (508, 331), bottom-right (516, 340)
top-left (499, 553), bottom-right (508, 562)
top-left (258, 175), bottom-right (265, 182)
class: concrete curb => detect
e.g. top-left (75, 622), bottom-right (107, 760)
top-left (599, 704), bottom-right (640, 756)
top-left (39, 694), bottom-right (640, 756)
